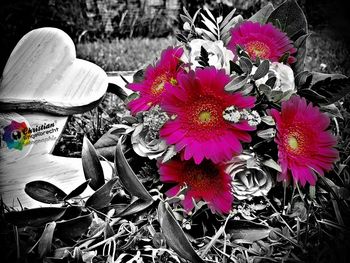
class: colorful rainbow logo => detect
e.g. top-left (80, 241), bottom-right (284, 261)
top-left (2, 120), bottom-right (31, 150)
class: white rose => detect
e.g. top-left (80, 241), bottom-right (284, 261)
top-left (226, 153), bottom-right (273, 200)
top-left (181, 39), bottom-right (234, 74)
top-left (131, 123), bottom-right (168, 160)
top-left (255, 62), bottom-right (296, 102)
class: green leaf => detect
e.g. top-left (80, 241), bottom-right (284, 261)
top-left (225, 75), bottom-right (249, 92)
top-left (239, 57), bottom-right (253, 74)
top-left (219, 8), bottom-right (236, 30)
top-left (94, 125), bottom-right (133, 161)
top-left (253, 60), bottom-right (270, 80)
top-left (267, 0), bottom-right (307, 40)
top-left (203, 6), bottom-right (216, 23)
top-left (158, 202), bottom-right (204, 263)
top-left (201, 13), bottom-right (218, 36)
top-left (198, 46), bottom-right (210, 67)
top-left (132, 69), bottom-right (145, 83)
top-left (221, 15), bottom-right (243, 43)
top-left (265, 77), bottom-right (277, 88)
top-left (199, 28), bottom-right (217, 41)
top-left (230, 61), bottom-right (244, 75)
top-left (115, 136), bottom-right (153, 202)
top-left (257, 128), bottom-right (276, 139)
top-left (38, 222), bottom-right (56, 258)
top-left (295, 70), bottom-right (312, 87)
top-left (278, 52), bottom-right (290, 64)
top-left (262, 158), bottom-right (282, 172)
top-left (25, 180), bottom-right (66, 204)
top-left (56, 213), bottom-right (93, 240)
top-left (309, 74), bottom-right (350, 105)
top-left (180, 14), bottom-right (192, 24)
top-left (248, 3), bottom-right (274, 24)
top-left (5, 207), bottom-right (66, 227)
top-left (107, 82), bottom-right (128, 101)
top-left (82, 136), bottom-right (105, 190)
top-left (63, 180), bottom-right (91, 201)
top-left (292, 34), bottom-right (310, 74)
top-left (298, 89), bottom-right (327, 104)
top-left (117, 198), bottom-right (154, 217)
top-left (310, 71), bottom-right (346, 85)
top-left (226, 220), bottom-right (272, 242)
top-left (261, 115), bottom-right (275, 125)
top-left (320, 104), bottom-right (343, 119)
top-left (85, 177), bottom-right (118, 209)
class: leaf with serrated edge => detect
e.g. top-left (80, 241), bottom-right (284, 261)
top-left (82, 136), bottom-right (105, 190)
top-left (115, 136), bottom-right (153, 201)
top-left (267, 0), bottom-right (307, 40)
top-left (25, 181), bottom-right (67, 204)
top-left (158, 202), bottom-right (204, 263)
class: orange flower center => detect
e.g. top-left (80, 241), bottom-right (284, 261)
top-left (245, 41), bottom-right (270, 59)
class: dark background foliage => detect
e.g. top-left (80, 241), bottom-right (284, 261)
top-left (0, 0), bottom-right (349, 74)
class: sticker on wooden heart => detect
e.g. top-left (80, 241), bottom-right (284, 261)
top-left (0, 27), bottom-right (108, 115)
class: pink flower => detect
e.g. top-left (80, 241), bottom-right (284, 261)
top-left (159, 158), bottom-right (233, 214)
top-left (228, 21), bottom-right (296, 64)
top-left (160, 67), bottom-right (256, 164)
top-left (127, 47), bottom-right (184, 114)
top-left (270, 96), bottom-right (339, 186)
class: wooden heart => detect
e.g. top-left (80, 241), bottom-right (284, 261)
top-left (0, 27), bottom-right (108, 115)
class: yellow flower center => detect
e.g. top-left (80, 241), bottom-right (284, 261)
top-left (199, 111), bottom-right (212, 123)
top-left (170, 77), bottom-right (177, 86)
top-left (283, 128), bottom-right (307, 156)
top-left (245, 41), bottom-right (270, 59)
top-left (151, 75), bottom-right (177, 96)
top-left (288, 136), bottom-right (298, 150)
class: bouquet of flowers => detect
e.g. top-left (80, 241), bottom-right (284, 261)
top-left (124, 0), bottom-right (342, 213)
top-left (6, 0), bottom-right (350, 262)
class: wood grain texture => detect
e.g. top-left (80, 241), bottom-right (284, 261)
top-left (0, 27), bottom-right (108, 115)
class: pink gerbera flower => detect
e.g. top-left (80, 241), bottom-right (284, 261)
top-left (270, 96), bottom-right (339, 186)
top-left (127, 47), bottom-right (184, 114)
top-left (160, 67), bottom-right (256, 164)
top-left (228, 21), bottom-right (297, 64)
top-left (159, 158), bottom-right (233, 214)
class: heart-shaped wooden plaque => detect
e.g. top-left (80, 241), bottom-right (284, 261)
top-left (0, 27), bottom-right (108, 115)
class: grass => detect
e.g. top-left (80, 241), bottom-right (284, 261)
top-left (76, 37), bottom-right (178, 72)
